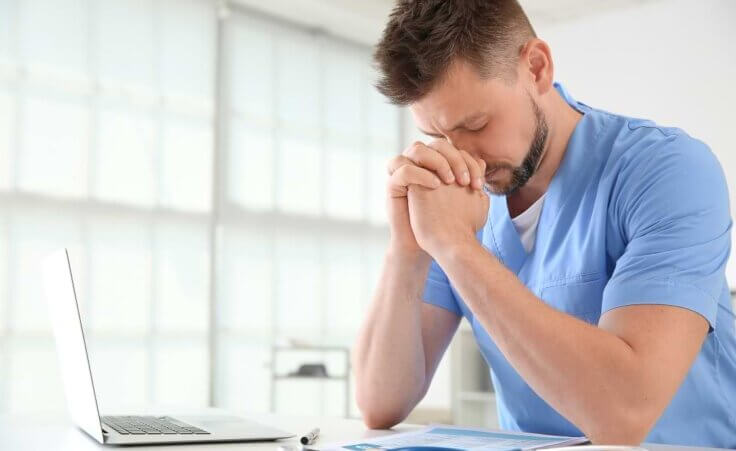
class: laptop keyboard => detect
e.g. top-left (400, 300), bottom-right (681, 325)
top-left (101, 415), bottom-right (210, 435)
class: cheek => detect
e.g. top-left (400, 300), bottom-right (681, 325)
top-left (476, 124), bottom-right (529, 163)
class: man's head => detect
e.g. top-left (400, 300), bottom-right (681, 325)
top-left (374, 0), bottom-right (554, 195)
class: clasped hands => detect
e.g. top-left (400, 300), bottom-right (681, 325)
top-left (386, 139), bottom-right (490, 260)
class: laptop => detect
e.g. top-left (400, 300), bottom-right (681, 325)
top-left (42, 248), bottom-right (294, 445)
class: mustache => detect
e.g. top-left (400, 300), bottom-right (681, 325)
top-left (484, 163), bottom-right (514, 180)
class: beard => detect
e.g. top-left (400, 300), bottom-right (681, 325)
top-left (484, 94), bottom-right (549, 196)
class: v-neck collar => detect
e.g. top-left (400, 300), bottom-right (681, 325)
top-left (483, 83), bottom-right (606, 276)
top-left (535, 85), bottom-right (608, 248)
top-left (485, 193), bottom-right (528, 274)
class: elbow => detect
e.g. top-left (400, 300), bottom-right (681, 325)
top-left (583, 403), bottom-right (654, 446)
top-left (355, 389), bottom-right (410, 430)
top-left (355, 382), bottom-right (422, 430)
top-left (587, 427), bottom-right (649, 447)
top-left (353, 359), bottom-right (429, 430)
top-left (360, 408), bottom-right (405, 430)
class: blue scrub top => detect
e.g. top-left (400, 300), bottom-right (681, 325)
top-left (422, 83), bottom-right (736, 447)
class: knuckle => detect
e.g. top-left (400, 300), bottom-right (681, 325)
top-left (396, 163), bottom-right (418, 181)
top-left (389, 155), bottom-right (412, 171)
top-left (393, 163), bottom-right (408, 176)
top-left (407, 146), bottom-right (435, 167)
top-left (405, 141), bottom-right (424, 156)
top-left (387, 154), bottom-right (402, 166)
top-left (403, 146), bottom-right (417, 160)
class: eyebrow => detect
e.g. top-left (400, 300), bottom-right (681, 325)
top-left (417, 112), bottom-right (486, 137)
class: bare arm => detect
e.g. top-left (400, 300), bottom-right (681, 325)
top-left (353, 251), bottom-right (460, 428)
top-left (353, 142), bottom-right (483, 428)
top-left (434, 238), bottom-right (707, 444)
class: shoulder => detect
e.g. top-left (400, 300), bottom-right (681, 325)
top-left (598, 114), bottom-right (730, 236)
top-left (620, 118), bottom-right (718, 169)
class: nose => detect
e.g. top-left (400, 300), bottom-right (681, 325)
top-left (447, 133), bottom-right (478, 158)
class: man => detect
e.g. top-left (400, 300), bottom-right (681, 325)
top-left (353, 0), bottom-right (736, 447)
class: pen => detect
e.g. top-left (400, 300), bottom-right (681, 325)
top-left (300, 427), bottom-right (320, 445)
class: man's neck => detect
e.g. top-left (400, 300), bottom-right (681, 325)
top-left (507, 90), bottom-right (583, 218)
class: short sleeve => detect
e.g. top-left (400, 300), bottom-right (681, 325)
top-left (602, 134), bottom-right (732, 330)
top-left (422, 258), bottom-right (462, 316)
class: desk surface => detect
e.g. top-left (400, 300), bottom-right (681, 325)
top-left (0, 409), bottom-right (728, 451)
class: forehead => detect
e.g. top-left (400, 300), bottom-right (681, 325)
top-left (410, 60), bottom-right (518, 130)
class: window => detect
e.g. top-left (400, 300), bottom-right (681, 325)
top-left (0, 0), bottom-right (399, 417)
top-left (217, 8), bottom-right (396, 415)
top-left (0, 0), bottom-right (216, 415)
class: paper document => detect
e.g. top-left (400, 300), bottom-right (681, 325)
top-left (318, 424), bottom-right (588, 451)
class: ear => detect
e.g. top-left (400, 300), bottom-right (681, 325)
top-left (519, 38), bottom-right (554, 96)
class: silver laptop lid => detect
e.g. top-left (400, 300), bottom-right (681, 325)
top-left (43, 248), bottom-right (104, 443)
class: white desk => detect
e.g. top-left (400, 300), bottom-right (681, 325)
top-left (0, 409), bottom-right (728, 451)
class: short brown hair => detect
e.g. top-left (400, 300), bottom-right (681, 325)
top-left (374, 0), bottom-right (536, 105)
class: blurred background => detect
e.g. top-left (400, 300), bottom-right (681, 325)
top-left (0, 0), bottom-right (734, 428)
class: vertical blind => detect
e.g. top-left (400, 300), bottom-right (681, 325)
top-left (0, 0), bottom-right (399, 417)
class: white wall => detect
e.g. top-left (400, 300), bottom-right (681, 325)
top-left (537, 0), bottom-right (736, 285)
top-left (230, 0), bottom-right (393, 46)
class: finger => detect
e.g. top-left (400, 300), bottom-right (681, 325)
top-left (426, 139), bottom-right (470, 186)
top-left (459, 150), bottom-right (483, 190)
top-left (386, 155), bottom-right (413, 176)
top-left (403, 141), bottom-right (455, 184)
top-left (478, 157), bottom-right (487, 175)
top-left (391, 164), bottom-right (442, 191)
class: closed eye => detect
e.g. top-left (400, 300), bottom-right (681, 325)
top-left (422, 131), bottom-right (445, 139)
top-left (467, 122), bottom-right (487, 133)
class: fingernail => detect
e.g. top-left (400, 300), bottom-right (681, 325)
top-left (475, 177), bottom-right (484, 189)
top-left (446, 170), bottom-right (455, 183)
top-left (433, 177), bottom-right (441, 187)
top-left (462, 171), bottom-right (470, 185)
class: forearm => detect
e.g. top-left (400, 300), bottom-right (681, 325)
top-left (353, 249), bottom-right (432, 427)
top-left (435, 241), bottom-right (654, 443)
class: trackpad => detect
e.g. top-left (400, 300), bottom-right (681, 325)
top-left (197, 416), bottom-right (249, 426)
top-left (182, 416), bottom-right (262, 432)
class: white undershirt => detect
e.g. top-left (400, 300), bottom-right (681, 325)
top-left (510, 194), bottom-right (546, 253)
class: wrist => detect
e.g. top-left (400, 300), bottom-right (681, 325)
top-left (431, 234), bottom-right (482, 267)
top-left (386, 244), bottom-right (431, 267)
